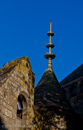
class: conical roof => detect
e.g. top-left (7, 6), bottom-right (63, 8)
top-left (35, 69), bottom-right (72, 111)
top-left (34, 70), bottom-right (83, 130)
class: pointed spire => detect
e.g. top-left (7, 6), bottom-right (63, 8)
top-left (44, 21), bottom-right (55, 71)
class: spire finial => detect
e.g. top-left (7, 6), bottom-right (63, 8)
top-left (50, 21), bottom-right (52, 32)
top-left (44, 22), bottom-right (56, 71)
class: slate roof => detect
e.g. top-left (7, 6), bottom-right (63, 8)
top-left (34, 69), bottom-right (83, 129)
top-left (60, 64), bottom-right (83, 86)
top-left (35, 69), bottom-right (72, 110)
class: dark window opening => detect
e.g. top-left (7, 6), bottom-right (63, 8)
top-left (71, 86), bottom-right (77, 97)
top-left (26, 63), bottom-right (28, 67)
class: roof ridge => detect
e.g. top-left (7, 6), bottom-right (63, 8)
top-left (60, 64), bottom-right (83, 86)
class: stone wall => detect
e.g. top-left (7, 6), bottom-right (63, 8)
top-left (33, 105), bottom-right (83, 130)
top-left (62, 78), bottom-right (83, 118)
top-left (0, 57), bottom-right (35, 130)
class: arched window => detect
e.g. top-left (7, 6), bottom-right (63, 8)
top-left (17, 94), bottom-right (27, 119)
top-left (71, 86), bottom-right (77, 97)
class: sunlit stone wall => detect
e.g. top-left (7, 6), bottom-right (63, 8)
top-left (0, 57), bottom-right (35, 130)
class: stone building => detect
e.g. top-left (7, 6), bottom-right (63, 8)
top-left (0, 56), bottom-right (35, 130)
top-left (60, 64), bottom-right (83, 119)
top-left (0, 22), bottom-right (83, 130)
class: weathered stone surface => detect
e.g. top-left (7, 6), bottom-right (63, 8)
top-left (60, 64), bottom-right (83, 118)
top-left (34, 69), bottom-right (83, 130)
top-left (0, 56), bottom-right (35, 130)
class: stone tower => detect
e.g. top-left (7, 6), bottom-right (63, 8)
top-left (34, 22), bottom-right (83, 130)
top-left (0, 56), bottom-right (34, 130)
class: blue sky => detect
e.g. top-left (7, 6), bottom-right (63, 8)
top-left (0, 0), bottom-right (83, 86)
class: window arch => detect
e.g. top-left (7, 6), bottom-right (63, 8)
top-left (17, 94), bottom-right (27, 119)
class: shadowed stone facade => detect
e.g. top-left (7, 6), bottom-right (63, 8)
top-left (60, 64), bottom-right (83, 119)
top-left (0, 56), bottom-right (35, 130)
